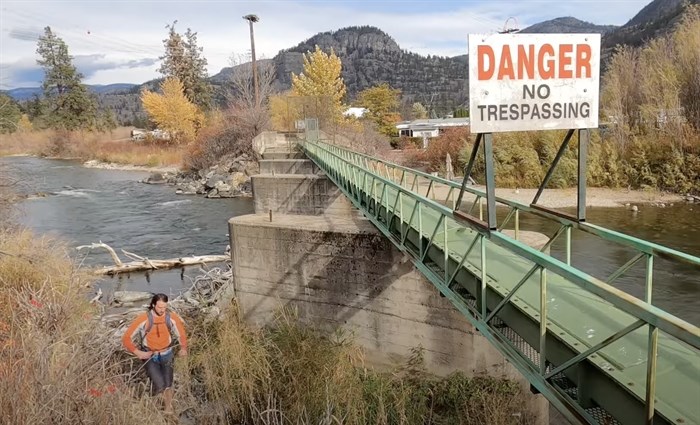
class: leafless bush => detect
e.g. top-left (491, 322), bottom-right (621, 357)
top-left (185, 54), bottom-right (278, 171)
top-left (184, 110), bottom-right (256, 171)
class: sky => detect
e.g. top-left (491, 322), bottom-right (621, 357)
top-left (0, 0), bottom-right (652, 89)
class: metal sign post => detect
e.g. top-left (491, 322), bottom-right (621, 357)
top-left (454, 132), bottom-right (497, 230)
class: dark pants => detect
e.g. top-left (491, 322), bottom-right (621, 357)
top-left (144, 352), bottom-right (174, 395)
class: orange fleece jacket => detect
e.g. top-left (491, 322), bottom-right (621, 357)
top-left (122, 310), bottom-right (188, 353)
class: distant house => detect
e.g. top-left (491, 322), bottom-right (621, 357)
top-left (395, 117), bottom-right (470, 138)
top-left (343, 107), bottom-right (368, 118)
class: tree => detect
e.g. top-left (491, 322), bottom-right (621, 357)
top-left (0, 94), bottom-right (21, 133)
top-left (291, 46), bottom-right (346, 125)
top-left (17, 114), bottom-right (33, 132)
top-left (453, 108), bottom-right (469, 118)
top-left (159, 21), bottom-right (212, 110)
top-left (225, 53), bottom-right (276, 137)
top-left (412, 102), bottom-right (428, 119)
top-left (269, 91), bottom-right (318, 132)
top-left (141, 77), bottom-right (204, 144)
top-left (36, 26), bottom-right (100, 130)
top-left (356, 83), bottom-right (401, 137)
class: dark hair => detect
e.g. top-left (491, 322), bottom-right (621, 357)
top-left (149, 293), bottom-right (169, 310)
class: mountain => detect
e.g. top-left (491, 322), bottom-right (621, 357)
top-left (520, 17), bottom-right (617, 34)
top-left (3, 83), bottom-right (137, 101)
top-left (2, 87), bottom-right (42, 101)
top-left (212, 26), bottom-right (469, 115)
top-left (603, 0), bottom-right (700, 49)
top-left (10, 0), bottom-right (698, 125)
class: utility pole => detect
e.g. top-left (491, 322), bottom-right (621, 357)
top-left (243, 14), bottom-right (259, 107)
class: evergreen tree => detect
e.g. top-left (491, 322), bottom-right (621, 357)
top-left (158, 21), bottom-right (212, 110)
top-left (0, 94), bottom-right (22, 133)
top-left (36, 26), bottom-right (99, 130)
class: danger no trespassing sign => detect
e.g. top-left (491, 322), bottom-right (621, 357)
top-left (468, 33), bottom-right (601, 133)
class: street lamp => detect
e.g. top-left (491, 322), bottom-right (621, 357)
top-left (243, 14), bottom-right (259, 107)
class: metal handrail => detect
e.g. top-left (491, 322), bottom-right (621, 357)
top-left (314, 140), bottom-right (700, 267)
top-left (302, 139), bottom-right (700, 425)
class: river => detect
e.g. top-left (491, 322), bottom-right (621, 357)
top-left (1, 156), bottom-right (254, 301)
top-left (2, 156), bottom-right (698, 325)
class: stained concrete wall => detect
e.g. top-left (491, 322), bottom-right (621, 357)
top-left (259, 159), bottom-right (319, 175)
top-left (229, 213), bottom-right (548, 423)
top-left (252, 174), bottom-right (355, 216)
top-left (252, 131), bottom-right (301, 155)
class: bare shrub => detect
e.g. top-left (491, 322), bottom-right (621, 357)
top-left (184, 54), bottom-right (278, 172)
top-left (184, 110), bottom-right (255, 171)
top-left (421, 127), bottom-right (471, 175)
top-left (322, 119), bottom-right (392, 156)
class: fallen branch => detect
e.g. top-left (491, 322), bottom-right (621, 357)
top-left (94, 255), bottom-right (229, 275)
top-left (76, 242), bottom-right (123, 266)
top-left (121, 249), bottom-right (158, 270)
top-left (89, 288), bottom-right (103, 304)
top-left (77, 241), bottom-right (229, 275)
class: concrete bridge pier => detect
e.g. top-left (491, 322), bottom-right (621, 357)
top-left (228, 143), bottom-right (550, 423)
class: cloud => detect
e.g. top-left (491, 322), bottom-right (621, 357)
top-left (8, 27), bottom-right (42, 42)
top-left (73, 54), bottom-right (159, 74)
top-left (0, 0), bottom-right (652, 88)
top-left (0, 55), bottom-right (159, 88)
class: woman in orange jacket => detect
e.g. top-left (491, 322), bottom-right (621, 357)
top-left (122, 293), bottom-right (188, 414)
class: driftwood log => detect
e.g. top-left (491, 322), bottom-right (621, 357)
top-left (76, 242), bottom-right (229, 275)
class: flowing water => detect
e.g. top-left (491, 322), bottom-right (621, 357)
top-left (1, 156), bottom-right (254, 300)
top-left (2, 156), bottom-right (698, 325)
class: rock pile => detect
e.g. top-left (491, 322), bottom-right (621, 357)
top-left (142, 153), bottom-right (258, 199)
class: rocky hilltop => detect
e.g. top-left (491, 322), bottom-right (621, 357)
top-left (272, 26), bottom-right (468, 114)
top-left (520, 17), bottom-right (617, 34)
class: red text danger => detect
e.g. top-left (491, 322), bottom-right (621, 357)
top-left (477, 44), bottom-right (592, 81)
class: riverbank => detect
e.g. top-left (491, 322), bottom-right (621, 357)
top-left (418, 180), bottom-right (685, 209)
top-left (0, 128), bottom-right (184, 170)
top-left (82, 159), bottom-right (179, 174)
top-left (492, 186), bottom-right (684, 208)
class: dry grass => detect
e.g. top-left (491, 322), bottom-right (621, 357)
top-left (0, 164), bottom-right (17, 229)
top-left (0, 229), bottom-right (167, 425)
top-left (0, 228), bottom-right (534, 425)
top-left (185, 306), bottom-right (535, 425)
top-left (0, 128), bottom-right (184, 168)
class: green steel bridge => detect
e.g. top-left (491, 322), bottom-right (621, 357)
top-left (300, 138), bottom-right (700, 425)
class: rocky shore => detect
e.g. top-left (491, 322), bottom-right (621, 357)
top-left (141, 153), bottom-right (258, 199)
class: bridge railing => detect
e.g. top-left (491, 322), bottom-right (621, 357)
top-left (302, 139), bottom-right (700, 425)
top-left (311, 140), bottom-right (700, 300)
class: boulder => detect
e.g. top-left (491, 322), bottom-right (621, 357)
top-left (205, 174), bottom-right (226, 189)
top-left (215, 183), bottom-right (232, 192)
top-left (144, 172), bottom-right (166, 184)
top-left (113, 291), bottom-right (152, 304)
top-left (205, 189), bottom-right (221, 198)
top-left (230, 172), bottom-right (248, 190)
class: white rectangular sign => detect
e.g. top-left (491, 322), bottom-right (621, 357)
top-left (468, 33), bottom-right (600, 133)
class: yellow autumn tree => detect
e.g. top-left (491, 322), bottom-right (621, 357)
top-left (291, 46), bottom-right (346, 125)
top-left (141, 77), bottom-right (204, 144)
top-left (356, 83), bottom-right (401, 137)
top-left (17, 114), bottom-right (33, 132)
